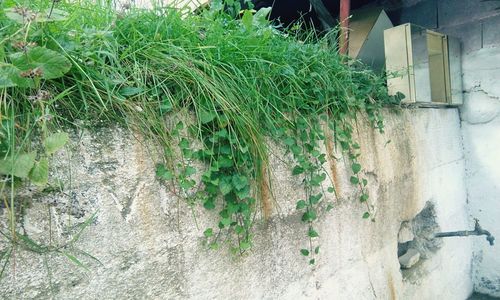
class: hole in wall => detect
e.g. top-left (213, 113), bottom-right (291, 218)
top-left (397, 202), bottom-right (443, 280)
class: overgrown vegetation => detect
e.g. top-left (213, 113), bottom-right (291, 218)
top-left (0, 0), bottom-right (400, 275)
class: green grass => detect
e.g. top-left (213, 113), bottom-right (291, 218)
top-left (0, 0), bottom-right (399, 271)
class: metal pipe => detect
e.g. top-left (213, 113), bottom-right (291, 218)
top-left (339, 0), bottom-right (350, 54)
top-left (434, 219), bottom-right (495, 246)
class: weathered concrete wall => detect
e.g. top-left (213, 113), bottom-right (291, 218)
top-left (0, 109), bottom-right (472, 299)
top-left (461, 48), bottom-right (500, 297)
top-left (378, 0), bottom-right (500, 295)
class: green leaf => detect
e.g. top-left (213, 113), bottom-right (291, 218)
top-left (178, 138), bottom-right (190, 149)
top-left (44, 132), bottom-right (69, 155)
top-left (0, 152), bottom-right (36, 178)
top-left (242, 10), bottom-right (253, 30)
top-left (326, 203), bottom-right (334, 212)
top-left (302, 210), bottom-right (317, 222)
top-left (119, 86), bottom-right (144, 97)
top-left (180, 179), bottom-right (195, 189)
top-left (360, 194), bottom-right (369, 202)
top-left (296, 200), bottom-right (306, 210)
top-left (199, 109), bottom-right (216, 124)
top-left (309, 259), bottom-right (316, 265)
top-left (300, 249), bottom-right (310, 256)
top-left (253, 7), bottom-right (272, 26)
top-left (62, 252), bottom-right (89, 271)
top-left (362, 212), bottom-right (370, 219)
top-left (0, 63), bottom-right (27, 88)
top-left (203, 228), bottom-right (213, 238)
top-left (184, 166), bottom-right (196, 177)
top-left (220, 218), bottom-right (231, 226)
top-left (314, 246), bottom-right (320, 254)
top-left (351, 163), bottom-right (362, 174)
top-left (308, 228), bottom-right (319, 238)
top-left (29, 158), bottom-right (49, 186)
top-left (232, 175), bottom-right (248, 191)
top-left (203, 199), bottom-right (215, 210)
top-left (156, 164), bottom-right (173, 180)
top-left (309, 194), bottom-right (322, 205)
top-left (327, 187), bottom-right (335, 193)
top-left (283, 137), bottom-right (295, 146)
top-left (350, 176), bottom-right (359, 185)
top-left (10, 47), bottom-right (71, 80)
top-left (240, 241), bottom-right (251, 250)
top-left (219, 180), bottom-right (232, 196)
top-left (292, 166), bottom-right (304, 175)
top-left (362, 178), bottom-right (368, 187)
top-left (160, 99), bottom-right (173, 113)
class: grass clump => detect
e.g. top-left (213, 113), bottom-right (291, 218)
top-left (0, 0), bottom-right (399, 270)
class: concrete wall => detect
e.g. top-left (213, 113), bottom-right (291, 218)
top-left (0, 109), bottom-right (472, 299)
top-left (380, 0), bottom-right (500, 296)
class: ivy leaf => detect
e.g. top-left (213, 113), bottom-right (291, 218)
top-left (10, 47), bottom-right (71, 80)
top-left (292, 165), bottom-right (304, 175)
top-left (203, 199), bottom-right (215, 210)
top-left (309, 259), bottom-right (315, 265)
top-left (300, 249), bottom-right (310, 256)
top-left (360, 194), bottom-right (369, 202)
top-left (362, 212), bottom-right (370, 219)
top-left (29, 158), bottom-right (49, 186)
top-left (283, 137), bottom-right (295, 146)
top-left (184, 166), bottom-right (196, 177)
top-left (178, 138), bottom-right (190, 150)
top-left (314, 246), bottom-right (320, 254)
top-left (327, 187), bottom-right (335, 193)
top-left (326, 203), bottom-right (334, 212)
top-left (350, 176), bottom-right (359, 185)
top-left (309, 194), bottom-right (322, 205)
top-left (44, 132), bottom-right (69, 155)
top-left (362, 178), bottom-right (368, 187)
top-left (180, 179), bottom-right (195, 189)
top-left (219, 180), bottom-right (232, 195)
top-left (0, 152), bottom-right (36, 178)
top-left (296, 200), bottom-right (306, 210)
top-left (232, 175), bottom-right (248, 191)
top-left (240, 241), bottom-right (251, 250)
top-left (302, 210), bottom-right (317, 222)
top-left (308, 228), bottom-right (319, 238)
top-left (156, 164), bottom-right (173, 180)
top-left (203, 228), bottom-right (213, 238)
top-left (351, 163), bottom-right (362, 174)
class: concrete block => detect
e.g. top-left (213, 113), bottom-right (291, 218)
top-left (438, 0), bottom-right (500, 27)
top-left (398, 222), bottom-right (415, 243)
top-left (483, 14), bottom-right (500, 47)
top-left (399, 248), bottom-right (421, 269)
top-left (386, 0), bottom-right (438, 28)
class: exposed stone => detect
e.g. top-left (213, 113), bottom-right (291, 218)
top-left (398, 221), bottom-right (415, 244)
top-left (399, 249), bottom-right (421, 269)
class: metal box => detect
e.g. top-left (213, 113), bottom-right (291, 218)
top-left (384, 23), bottom-right (463, 105)
top-left (349, 8), bottom-right (393, 73)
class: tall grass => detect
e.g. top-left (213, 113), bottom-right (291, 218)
top-left (0, 0), bottom-right (399, 269)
